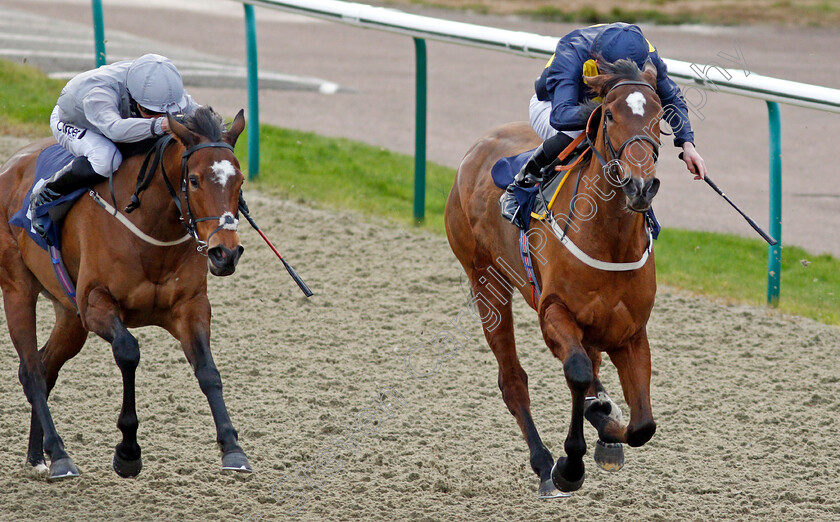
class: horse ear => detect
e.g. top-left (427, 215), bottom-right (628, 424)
top-left (584, 74), bottom-right (608, 96)
top-left (224, 109), bottom-right (246, 147)
top-left (167, 113), bottom-right (199, 149)
top-left (641, 60), bottom-right (658, 87)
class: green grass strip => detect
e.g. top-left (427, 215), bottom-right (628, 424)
top-left (0, 60), bottom-right (65, 137)
top-left (2, 59), bottom-right (837, 324)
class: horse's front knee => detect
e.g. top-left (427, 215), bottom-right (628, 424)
top-left (112, 333), bottom-right (140, 371)
top-left (563, 351), bottom-right (592, 392)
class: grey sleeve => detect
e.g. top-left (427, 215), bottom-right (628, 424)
top-left (82, 87), bottom-right (158, 143)
top-left (182, 92), bottom-right (200, 115)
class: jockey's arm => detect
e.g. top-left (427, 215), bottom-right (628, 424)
top-left (545, 42), bottom-right (591, 132)
top-left (82, 88), bottom-right (165, 143)
top-left (651, 54), bottom-right (708, 179)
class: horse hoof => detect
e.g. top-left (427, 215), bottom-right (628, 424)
top-left (48, 457), bottom-right (80, 481)
top-left (221, 451), bottom-right (252, 473)
top-left (594, 439), bottom-right (625, 472)
top-left (112, 453), bottom-right (143, 478)
top-left (538, 478), bottom-right (572, 499)
top-left (551, 457), bottom-right (585, 492)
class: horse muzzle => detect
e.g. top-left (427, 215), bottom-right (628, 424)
top-left (208, 244), bottom-right (244, 276)
top-left (621, 177), bottom-right (660, 212)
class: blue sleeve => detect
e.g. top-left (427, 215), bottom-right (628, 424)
top-left (545, 40), bottom-right (591, 132)
top-left (651, 52), bottom-right (694, 147)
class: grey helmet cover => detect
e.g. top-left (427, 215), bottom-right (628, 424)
top-left (126, 54), bottom-right (188, 113)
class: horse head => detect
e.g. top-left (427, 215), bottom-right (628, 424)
top-left (585, 60), bottom-right (662, 212)
top-left (167, 107), bottom-right (246, 276)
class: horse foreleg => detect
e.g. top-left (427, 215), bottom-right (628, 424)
top-left (472, 268), bottom-right (560, 498)
top-left (27, 302), bottom-right (88, 473)
top-left (168, 299), bottom-right (251, 473)
top-left (608, 332), bottom-right (657, 447)
top-left (84, 288), bottom-right (143, 478)
top-left (539, 299), bottom-right (591, 492)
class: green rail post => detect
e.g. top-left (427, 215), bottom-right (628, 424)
top-left (766, 101), bottom-right (782, 306)
top-left (413, 38), bottom-right (427, 223)
top-left (244, 4), bottom-right (260, 179)
top-left (91, 0), bottom-right (106, 66)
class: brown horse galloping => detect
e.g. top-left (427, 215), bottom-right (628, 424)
top-left (0, 107), bottom-right (251, 479)
top-left (445, 61), bottom-right (662, 497)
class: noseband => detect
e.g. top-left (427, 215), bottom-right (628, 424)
top-left (588, 81), bottom-right (661, 169)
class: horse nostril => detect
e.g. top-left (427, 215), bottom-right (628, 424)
top-left (208, 246), bottom-right (227, 266)
top-left (643, 178), bottom-right (660, 199)
top-left (621, 177), bottom-right (643, 198)
top-left (231, 245), bottom-right (244, 265)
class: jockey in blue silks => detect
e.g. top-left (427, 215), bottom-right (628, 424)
top-left (30, 54), bottom-right (199, 239)
top-left (500, 22), bottom-right (707, 224)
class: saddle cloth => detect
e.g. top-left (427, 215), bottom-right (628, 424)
top-left (9, 145), bottom-right (88, 251)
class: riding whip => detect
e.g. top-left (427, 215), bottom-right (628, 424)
top-left (238, 193), bottom-right (314, 297)
top-left (679, 153), bottom-right (777, 246)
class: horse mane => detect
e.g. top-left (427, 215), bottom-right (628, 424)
top-left (185, 106), bottom-right (225, 141)
top-left (123, 106), bottom-right (227, 213)
top-left (578, 59), bottom-right (645, 121)
top-left (593, 59), bottom-right (645, 96)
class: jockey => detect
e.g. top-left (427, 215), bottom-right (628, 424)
top-left (500, 22), bottom-right (708, 225)
top-left (30, 53), bottom-right (199, 238)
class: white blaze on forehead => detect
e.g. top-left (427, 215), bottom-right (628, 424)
top-left (211, 160), bottom-right (236, 186)
top-left (626, 91), bottom-right (647, 116)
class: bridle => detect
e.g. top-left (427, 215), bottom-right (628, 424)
top-left (177, 141), bottom-right (239, 254)
top-left (587, 80), bottom-right (661, 171)
top-left (124, 135), bottom-right (239, 255)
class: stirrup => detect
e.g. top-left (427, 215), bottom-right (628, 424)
top-left (31, 217), bottom-right (51, 243)
top-left (499, 189), bottom-right (522, 227)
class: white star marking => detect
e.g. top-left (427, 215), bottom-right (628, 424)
top-left (626, 91), bottom-right (647, 116)
top-left (211, 160), bottom-right (236, 186)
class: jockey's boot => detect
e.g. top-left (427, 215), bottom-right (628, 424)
top-left (499, 144), bottom-right (549, 227)
top-left (30, 156), bottom-right (101, 240)
top-left (499, 132), bottom-right (576, 228)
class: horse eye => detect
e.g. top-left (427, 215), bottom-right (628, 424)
top-left (605, 110), bottom-right (614, 122)
top-left (189, 175), bottom-right (199, 188)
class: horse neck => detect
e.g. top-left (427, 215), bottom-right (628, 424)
top-left (126, 141), bottom-right (188, 240)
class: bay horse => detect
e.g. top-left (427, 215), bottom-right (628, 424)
top-left (445, 61), bottom-right (662, 497)
top-left (0, 106), bottom-right (251, 479)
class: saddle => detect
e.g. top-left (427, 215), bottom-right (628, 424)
top-left (9, 145), bottom-right (86, 251)
top-left (491, 135), bottom-right (589, 232)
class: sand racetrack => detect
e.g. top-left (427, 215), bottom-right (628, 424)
top-left (1, 142), bottom-right (840, 519)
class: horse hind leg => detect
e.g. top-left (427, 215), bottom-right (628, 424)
top-left (83, 288), bottom-right (143, 478)
top-left (470, 266), bottom-right (563, 499)
top-left (26, 301), bottom-right (88, 475)
top-left (0, 268), bottom-right (79, 479)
